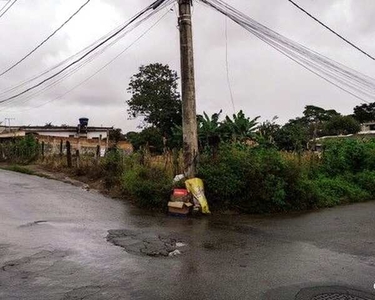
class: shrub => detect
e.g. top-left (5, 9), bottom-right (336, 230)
top-left (1, 135), bottom-right (39, 164)
top-left (122, 165), bottom-right (172, 209)
top-left (198, 144), bottom-right (316, 213)
top-left (101, 149), bottom-right (124, 189)
top-left (321, 139), bottom-right (375, 175)
top-left (310, 176), bottom-right (371, 207)
top-left (353, 170), bottom-right (375, 197)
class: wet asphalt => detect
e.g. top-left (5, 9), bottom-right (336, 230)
top-left (0, 169), bottom-right (375, 300)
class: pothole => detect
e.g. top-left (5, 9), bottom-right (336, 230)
top-left (106, 229), bottom-right (187, 257)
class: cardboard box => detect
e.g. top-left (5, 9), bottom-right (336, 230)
top-left (168, 201), bottom-right (193, 215)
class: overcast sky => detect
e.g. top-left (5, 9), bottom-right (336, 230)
top-left (0, 0), bottom-right (374, 131)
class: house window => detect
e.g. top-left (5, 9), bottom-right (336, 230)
top-left (369, 124), bottom-right (375, 131)
top-left (69, 135), bottom-right (75, 138)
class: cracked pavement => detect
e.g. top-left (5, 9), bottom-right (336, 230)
top-left (1, 170), bottom-right (375, 299)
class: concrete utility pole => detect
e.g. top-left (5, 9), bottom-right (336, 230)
top-left (178, 0), bottom-right (198, 178)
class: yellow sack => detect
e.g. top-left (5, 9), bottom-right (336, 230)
top-left (185, 178), bottom-right (211, 214)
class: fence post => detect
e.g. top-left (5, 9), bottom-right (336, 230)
top-left (76, 149), bottom-right (80, 169)
top-left (41, 141), bottom-right (45, 160)
top-left (96, 145), bottom-right (100, 164)
top-left (66, 141), bottom-right (72, 168)
top-left (60, 140), bottom-right (63, 156)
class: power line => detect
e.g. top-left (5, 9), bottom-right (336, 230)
top-left (0, 0), bottom-right (92, 77)
top-left (224, 11), bottom-right (236, 113)
top-left (0, 0), bottom-right (17, 20)
top-left (287, 0), bottom-right (375, 61)
top-left (3, 9), bottom-right (172, 113)
top-left (0, 1), bottom-right (11, 14)
top-left (0, 12), bottom-right (158, 108)
top-left (200, 0), bottom-right (375, 104)
top-left (0, 0), bottom-right (171, 105)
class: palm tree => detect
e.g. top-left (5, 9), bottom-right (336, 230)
top-left (198, 110), bottom-right (222, 150)
top-left (222, 110), bottom-right (260, 142)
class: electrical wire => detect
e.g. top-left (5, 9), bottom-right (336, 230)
top-left (0, 0), bottom-right (173, 104)
top-left (200, 0), bottom-right (375, 103)
top-left (0, 0), bottom-right (17, 20)
top-left (0, 14), bottom-right (159, 108)
top-left (1, 8), bottom-right (172, 112)
top-left (0, 0), bottom-right (11, 14)
top-left (225, 11), bottom-right (236, 113)
top-left (0, 0), bottom-right (172, 105)
top-left (288, 0), bottom-right (375, 61)
top-left (0, 3), bottom-right (173, 110)
top-left (0, 0), bottom-right (92, 77)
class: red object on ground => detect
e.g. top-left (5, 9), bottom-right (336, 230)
top-left (173, 189), bottom-right (189, 197)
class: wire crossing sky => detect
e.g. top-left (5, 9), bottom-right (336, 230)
top-left (0, 0), bottom-right (174, 107)
top-left (200, 0), bottom-right (375, 104)
top-left (0, 0), bottom-right (374, 130)
top-left (0, 9), bottom-right (172, 113)
top-left (0, 0), bottom-right (92, 77)
top-left (287, 0), bottom-right (375, 61)
top-left (0, 0), bottom-right (17, 20)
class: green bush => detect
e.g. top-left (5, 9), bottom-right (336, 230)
top-left (353, 170), bottom-right (375, 197)
top-left (197, 141), bottom-right (375, 213)
top-left (198, 145), bottom-right (316, 213)
top-left (122, 165), bottom-right (172, 209)
top-left (101, 149), bottom-right (124, 189)
top-left (321, 139), bottom-right (375, 175)
top-left (97, 138), bottom-right (375, 213)
top-left (1, 135), bottom-right (39, 164)
top-left (310, 176), bottom-right (371, 207)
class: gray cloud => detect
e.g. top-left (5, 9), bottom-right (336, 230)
top-left (0, 0), bottom-right (374, 131)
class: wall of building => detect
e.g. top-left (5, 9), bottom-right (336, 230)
top-left (36, 135), bottom-right (132, 156)
top-left (35, 130), bottom-right (108, 139)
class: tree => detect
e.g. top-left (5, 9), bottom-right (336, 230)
top-left (125, 128), bottom-right (164, 154)
top-left (275, 118), bottom-right (309, 152)
top-left (353, 102), bottom-right (375, 123)
top-left (198, 111), bottom-right (222, 150)
top-left (323, 115), bottom-right (361, 136)
top-left (221, 110), bottom-right (259, 142)
top-left (302, 105), bottom-right (339, 139)
top-left (127, 63), bottom-right (182, 137)
top-left (257, 116), bottom-right (280, 146)
top-left (109, 128), bottom-right (125, 143)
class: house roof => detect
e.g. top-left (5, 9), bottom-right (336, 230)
top-left (1, 126), bottom-right (113, 133)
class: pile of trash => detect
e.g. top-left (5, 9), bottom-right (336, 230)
top-left (168, 176), bottom-right (211, 216)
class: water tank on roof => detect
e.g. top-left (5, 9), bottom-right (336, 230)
top-left (79, 118), bottom-right (89, 127)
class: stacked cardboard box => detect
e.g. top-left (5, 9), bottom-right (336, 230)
top-left (168, 189), bottom-right (193, 216)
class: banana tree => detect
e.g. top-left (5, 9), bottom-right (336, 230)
top-left (222, 110), bottom-right (260, 143)
top-left (198, 110), bottom-right (223, 151)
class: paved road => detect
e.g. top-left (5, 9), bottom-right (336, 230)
top-left (1, 170), bottom-right (375, 299)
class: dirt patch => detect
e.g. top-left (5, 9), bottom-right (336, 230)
top-left (106, 229), bottom-right (186, 257)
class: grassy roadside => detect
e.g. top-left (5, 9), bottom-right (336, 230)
top-left (0, 164), bottom-right (55, 180)
top-left (0, 165), bottom-right (36, 175)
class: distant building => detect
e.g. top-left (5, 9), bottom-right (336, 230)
top-left (361, 121), bottom-right (375, 133)
top-left (310, 121), bottom-right (375, 152)
top-left (0, 117), bottom-right (112, 140)
top-left (0, 125), bottom-right (111, 140)
top-left (0, 118), bottom-right (133, 156)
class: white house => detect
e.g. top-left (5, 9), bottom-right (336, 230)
top-left (0, 118), bottom-right (113, 140)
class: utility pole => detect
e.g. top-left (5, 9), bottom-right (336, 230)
top-left (178, 0), bottom-right (198, 178)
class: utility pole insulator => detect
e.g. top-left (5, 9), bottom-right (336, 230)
top-left (178, 0), bottom-right (199, 178)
